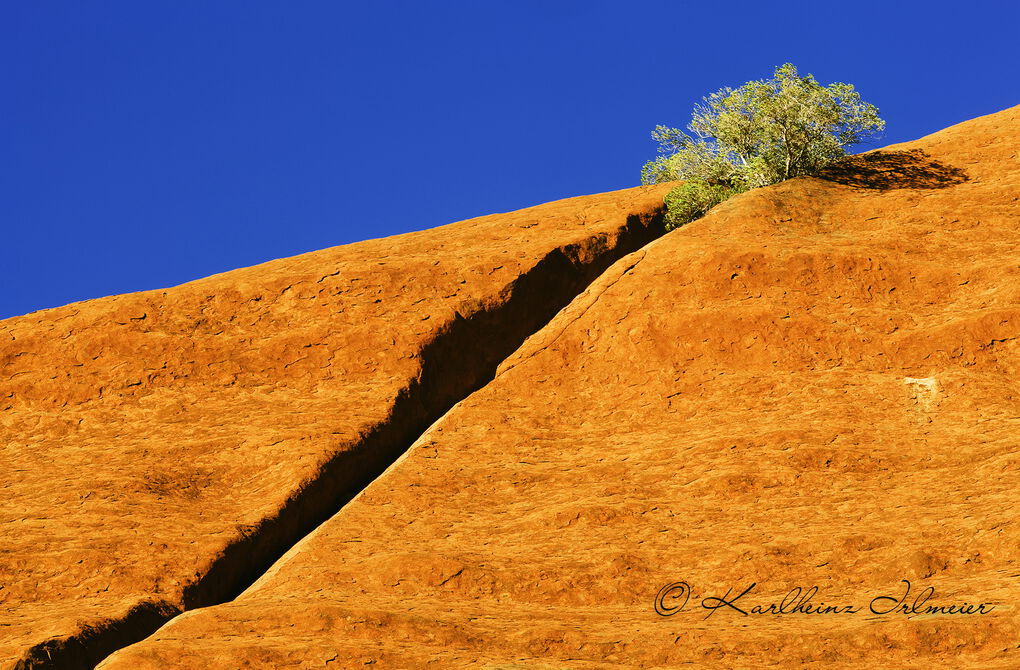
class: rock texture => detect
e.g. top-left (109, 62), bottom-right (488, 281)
top-left (96, 105), bottom-right (1020, 669)
top-left (0, 184), bottom-right (671, 669)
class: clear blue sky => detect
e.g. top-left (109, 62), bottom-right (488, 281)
top-left (4, 1), bottom-right (1018, 319)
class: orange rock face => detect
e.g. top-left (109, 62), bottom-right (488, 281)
top-left (0, 185), bottom-right (670, 668)
top-left (92, 105), bottom-right (1020, 669)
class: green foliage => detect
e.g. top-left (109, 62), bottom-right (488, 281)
top-left (662, 182), bottom-right (739, 230)
top-left (643, 63), bottom-right (885, 229)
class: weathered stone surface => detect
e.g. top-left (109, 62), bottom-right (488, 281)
top-left (99, 105), bottom-right (1020, 668)
top-left (0, 184), bottom-right (670, 668)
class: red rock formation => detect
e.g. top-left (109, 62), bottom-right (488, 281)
top-left (0, 185), bottom-right (670, 669)
top-left (95, 104), bottom-right (1020, 668)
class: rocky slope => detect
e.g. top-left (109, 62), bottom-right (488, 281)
top-left (0, 184), bottom-right (671, 668)
top-left (94, 104), bottom-right (1020, 668)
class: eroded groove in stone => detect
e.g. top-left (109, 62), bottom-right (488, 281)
top-left (178, 212), bottom-right (669, 613)
top-left (95, 105), bottom-right (1020, 669)
top-left (1, 188), bottom-right (669, 670)
top-left (15, 603), bottom-right (181, 670)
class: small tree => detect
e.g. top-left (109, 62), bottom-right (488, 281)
top-left (643, 63), bottom-right (884, 229)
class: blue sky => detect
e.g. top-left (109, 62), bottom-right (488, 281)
top-left (4, 1), bottom-right (1018, 319)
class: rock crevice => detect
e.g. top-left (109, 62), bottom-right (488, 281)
top-left (7, 197), bottom-right (668, 670)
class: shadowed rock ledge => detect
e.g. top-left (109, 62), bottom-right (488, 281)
top-left (1, 184), bottom-right (670, 669)
top-left (97, 105), bottom-right (1020, 669)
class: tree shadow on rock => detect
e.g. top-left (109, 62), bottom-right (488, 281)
top-left (817, 149), bottom-right (969, 190)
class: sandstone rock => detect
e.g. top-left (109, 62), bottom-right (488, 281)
top-left (0, 184), bottom-right (670, 669)
top-left (98, 105), bottom-right (1020, 668)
